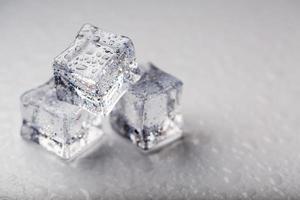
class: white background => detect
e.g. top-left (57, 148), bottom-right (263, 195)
top-left (0, 0), bottom-right (300, 199)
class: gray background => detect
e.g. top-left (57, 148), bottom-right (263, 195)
top-left (1, 0), bottom-right (300, 199)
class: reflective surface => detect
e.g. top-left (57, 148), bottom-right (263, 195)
top-left (1, 0), bottom-right (300, 199)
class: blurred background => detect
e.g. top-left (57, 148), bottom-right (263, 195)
top-left (1, 0), bottom-right (300, 199)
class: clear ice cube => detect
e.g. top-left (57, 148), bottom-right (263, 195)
top-left (20, 78), bottom-right (104, 160)
top-left (53, 24), bottom-right (141, 115)
top-left (110, 63), bottom-right (183, 151)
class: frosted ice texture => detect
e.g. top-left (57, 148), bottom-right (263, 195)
top-left (53, 24), bottom-right (140, 115)
top-left (110, 63), bottom-right (183, 151)
top-left (20, 79), bottom-right (104, 160)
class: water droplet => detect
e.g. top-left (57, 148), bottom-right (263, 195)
top-left (222, 167), bottom-right (232, 174)
top-left (76, 65), bottom-right (88, 70)
top-left (109, 40), bottom-right (115, 45)
top-left (64, 54), bottom-right (71, 61)
top-left (86, 49), bottom-right (94, 55)
top-left (270, 173), bottom-right (282, 185)
top-left (103, 55), bottom-right (110, 60)
top-left (77, 34), bottom-right (84, 39)
top-left (224, 176), bottom-right (229, 183)
top-left (96, 52), bottom-right (102, 57)
top-left (211, 147), bottom-right (219, 154)
top-left (93, 36), bottom-right (100, 42)
top-left (75, 46), bottom-right (81, 51)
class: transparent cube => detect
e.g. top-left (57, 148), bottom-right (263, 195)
top-left (53, 24), bottom-right (141, 115)
top-left (20, 78), bottom-right (104, 160)
top-left (110, 63), bottom-right (183, 151)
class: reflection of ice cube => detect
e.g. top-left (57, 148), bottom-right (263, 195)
top-left (20, 78), bottom-right (104, 160)
top-left (53, 24), bottom-right (141, 115)
top-left (110, 63), bottom-right (183, 151)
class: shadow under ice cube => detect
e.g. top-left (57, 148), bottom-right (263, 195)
top-left (20, 78), bottom-right (104, 160)
top-left (110, 63), bottom-right (183, 151)
top-left (53, 24), bottom-right (140, 115)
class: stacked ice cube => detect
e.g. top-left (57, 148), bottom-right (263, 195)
top-left (20, 24), bottom-right (184, 159)
top-left (53, 24), bottom-right (140, 115)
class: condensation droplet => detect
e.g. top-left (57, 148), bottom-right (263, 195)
top-left (224, 176), bottom-right (230, 183)
top-left (75, 46), bottom-right (81, 51)
top-left (86, 49), bottom-right (94, 55)
top-left (93, 36), bottom-right (100, 42)
top-left (76, 65), bottom-right (88, 70)
top-left (109, 40), bottom-right (115, 45)
top-left (270, 173), bottom-right (283, 186)
top-left (96, 52), bottom-right (102, 57)
top-left (103, 55), bottom-right (110, 60)
top-left (64, 54), bottom-right (71, 61)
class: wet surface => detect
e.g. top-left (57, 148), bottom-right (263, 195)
top-left (0, 0), bottom-right (300, 199)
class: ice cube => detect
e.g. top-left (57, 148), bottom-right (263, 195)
top-left (110, 63), bottom-right (183, 151)
top-left (20, 78), bottom-right (104, 160)
top-left (53, 24), bottom-right (141, 115)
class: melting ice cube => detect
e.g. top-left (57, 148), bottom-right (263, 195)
top-left (53, 24), bottom-right (141, 115)
top-left (110, 63), bottom-right (183, 151)
top-left (20, 78), bottom-right (104, 159)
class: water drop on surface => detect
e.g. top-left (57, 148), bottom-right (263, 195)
top-left (109, 40), bottom-right (115, 45)
top-left (93, 36), bottom-right (100, 42)
top-left (96, 52), bottom-right (102, 57)
top-left (270, 173), bottom-right (283, 185)
top-left (86, 49), bottom-right (94, 55)
top-left (75, 46), bottom-right (81, 51)
top-left (64, 54), bottom-right (71, 61)
top-left (224, 176), bottom-right (230, 183)
top-left (76, 65), bottom-right (88, 70)
top-left (103, 55), bottom-right (110, 60)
